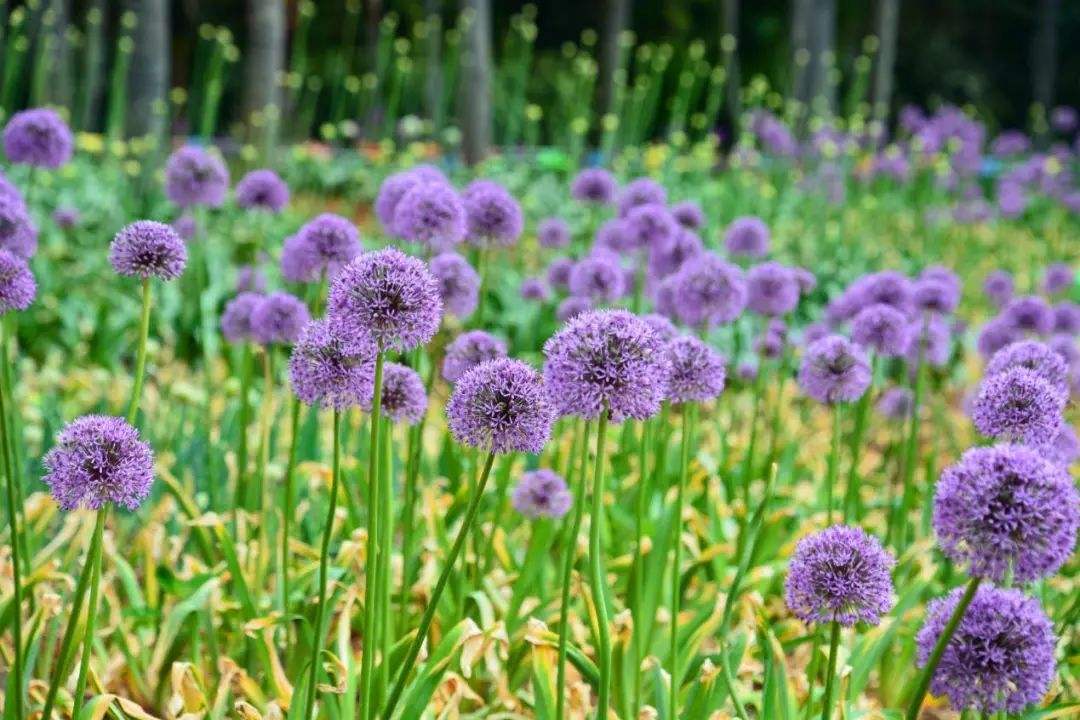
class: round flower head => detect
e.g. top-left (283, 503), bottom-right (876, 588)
top-left (920, 265), bottom-right (962, 295)
top-left (1003, 296), bottom-right (1054, 336)
top-left (164, 145), bottom-right (229, 209)
top-left (392, 181), bottom-right (466, 250)
top-left (916, 586), bottom-right (1055, 714)
top-left (798, 335), bottom-right (872, 404)
top-left (724, 216), bottom-right (770, 258)
top-left (372, 362), bottom-right (427, 424)
top-left (571, 168), bottom-right (617, 204)
top-left (594, 218), bottom-right (633, 254)
top-left (648, 227), bottom-right (702, 280)
top-left (617, 177), bottom-right (666, 217)
top-left (876, 386), bottom-right (913, 420)
top-left (851, 303), bottom-right (911, 357)
top-left (755, 319), bottom-right (788, 359)
top-left (446, 358), bottom-right (555, 454)
top-left (1047, 333), bottom-right (1080, 369)
top-left (784, 525), bottom-right (894, 626)
top-left (329, 248), bottom-right (442, 351)
top-left (986, 340), bottom-right (1070, 395)
top-left (737, 362), bottom-right (758, 382)
top-left (913, 276), bottom-right (960, 315)
top-left (2, 108), bottom-right (73, 168)
top-left (43, 415), bottom-right (154, 511)
top-left (983, 270), bottom-right (1014, 308)
top-left (856, 271), bottom-right (914, 315)
top-left (520, 277), bottom-right (549, 301)
top-left (512, 469), bottom-right (572, 519)
top-left (1042, 262), bottom-right (1074, 295)
top-left (235, 169), bottom-right (289, 212)
top-left (281, 234), bottom-right (319, 283)
top-left (1053, 301), bottom-right (1080, 335)
top-left (250, 291), bottom-right (310, 345)
top-left (906, 314), bottom-right (951, 367)
top-left (547, 256), bottom-right (574, 290)
top-left (977, 316), bottom-right (1022, 358)
top-left (53, 206), bottom-right (80, 229)
top-left (236, 264), bottom-right (267, 294)
top-left (0, 196), bottom-right (38, 259)
top-left (671, 201), bottom-right (705, 230)
top-left (537, 217), bottom-right (571, 249)
top-left (464, 182), bottom-right (523, 247)
top-left (671, 253), bottom-right (748, 328)
top-left (173, 213), bottom-right (197, 241)
top-left (289, 317), bottom-right (377, 410)
top-left (0, 172), bottom-right (24, 208)
top-left (934, 443), bottom-right (1078, 583)
top-left (429, 252), bottom-right (480, 318)
top-left (290, 213), bottom-right (363, 281)
top-left (641, 313), bottom-right (678, 342)
top-left (746, 262), bottom-right (800, 317)
top-left (793, 267), bottom-right (818, 294)
top-left (543, 309), bottom-right (670, 421)
top-left (1041, 423), bottom-right (1080, 466)
top-left (665, 335), bottom-right (726, 403)
top-left (556, 295), bottom-right (593, 323)
top-left (109, 220), bottom-right (187, 281)
top-left (442, 330), bottom-right (507, 382)
top-left (220, 292), bottom-right (263, 343)
top-left (375, 166), bottom-right (447, 232)
top-left (0, 250), bottom-right (35, 313)
top-left (970, 367), bottom-right (1065, 445)
top-left (568, 252), bottom-right (625, 302)
top-left (624, 203), bottom-right (677, 252)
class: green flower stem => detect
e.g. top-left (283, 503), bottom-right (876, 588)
top-left (2, 315), bottom-right (31, 593)
top-left (556, 419), bottom-right (591, 720)
top-left (399, 351), bottom-right (436, 634)
top-left (233, 343), bottom-right (253, 527)
top-left (905, 577), bottom-right (981, 720)
top-left (843, 355), bottom-right (878, 523)
top-left (0, 320), bottom-right (24, 720)
top-left (741, 361), bottom-right (766, 506)
top-left (359, 351), bottom-right (385, 720)
top-left (254, 347), bottom-right (274, 515)
top-left (280, 396), bottom-right (301, 621)
top-left (825, 403), bottom-right (844, 525)
top-left (589, 407), bottom-right (613, 720)
top-left (71, 506), bottom-right (109, 719)
top-left (382, 450), bottom-right (497, 720)
top-left (896, 316), bottom-right (928, 551)
top-left (669, 402), bottom-right (695, 716)
top-left (126, 278), bottom-right (152, 425)
top-left (375, 417), bottom-right (394, 707)
top-left (303, 409), bottom-right (342, 720)
top-left (631, 416), bottom-right (652, 719)
top-left (819, 621), bottom-right (842, 720)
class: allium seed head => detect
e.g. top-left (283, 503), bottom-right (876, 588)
top-left (464, 182), bottom-right (523, 247)
top-left (537, 217), bottom-right (571, 249)
top-left (986, 340), bottom-right (1071, 395)
top-left (220, 292), bottom-right (263, 343)
top-left (664, 335), bottom-right (726, 404)
top-left (670, 253), bottom-right (748, 328)
top-left (970, 367), bottom-right (1065, 445)
top-left (746, 262), bottom-right (800, 317)
top-left (446, 358), bottom-right (555, 454)
top-left (43, 416), bottom-right (154, 511)
top-left (109, 221), bottom-right (187, 281)
top-left (0, 196), bottom-right (38, 259)
top-left (372, 361), bottom-right (427, 424)
top-left (724, 216), bottom-right (770, 258)
top-left (392, 180), bottom-right (466, 251)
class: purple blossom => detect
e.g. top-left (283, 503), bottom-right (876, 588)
top-left (0, 171), bottom-right (24, 209)
top-left (1053, 301), bottom-right (1080, 335)
top-left (288, 317), bottom-right (377, 410)
top-left (442, 330), bottom-right (508, 382)
top-left (746, 262), bottom-right (799, 317)
top-left (235, 169), bottom-right (289, 212)
top-left (977, 316), bottom-right (1022, 358)
top-left (520, 277), bottom-right (549, 301)
top-left (851, 303), bottom-right (911, 357)
top-left (617, 177), bottom-right (666, 217)
top-left (970, 367), bottom-right (1065, 445)
top-left (250, 292), bottom-right (310, 345)
top-left (546, 257), bottom-right (574, 291)
top-left (446, 358), bottom-right (555, 454)
top-left (983, 270), bottom-right (1014, 308)
top-left (913, 277), bottom-right (960, 315)
top-left (1042, 263), bottom-right (1074, 295)
top-left (857, 271), bottom-right (914, 316)
top-left (173, 214), bottom-right (197, 242)
top-left (669, 253), bottom-right (748, 329)
top-left (464, 182), bottom-right (523, 247)
top-left (802, 322), bottom-right (830, 346)
top-left (375, 165), bottom-right (447, 232)
top-left (723, 216), bottom-right (770, 258)
top-left (512, 469), bottom-right (572, 519)
top-left (556, 295), bottom-right (593, 322)
top-left (0, 249), bottom-right (36, 313)
top-left (670, 201), bottom-right (705, 230)
top-left (664, 335), bottom-right (726, 404)
top-left (43, 416), bottom-right (154, 511)
top-left (283, 213), bottom-right (362, 282)
top-left (568, 252), bottom-right (625, 303)
top-left (165, 146), bottom-right (229, 209)
top-left (1040, 424), bottom-right (1080, 467)
top-left (798, 335), bottom-right (872, 404)
top-left (648, 227), bottom-right (702, 280)
top-left (371, 362), bottom-right (427, 424)
top-left (570, 168), bottom-right (617, 204)
top-left (793, 267), bottom-right (817, 295)
top-left (1050, 105), bottom-right (1078, 133)
top-left (392, 181), bottom-right (466, 250)
top-left (1003, 296), bottom-right (1055, 336)
top-left (429, 252), bottom-right (480, 319)
top-left (52, 206), bottom-right (80, 229)
top-left (0, 196), bottom-right (38, 259)
top-left (109, 221), bottom-right (187, 281)
top-left (220, 292), bottom-right (263, 343)
top-left (2, 108), bottom-right (73, 168)
top-left (236, 265), bottom-right (267, 294)
top-left (641, 313), bottom-right (678, 342)
top-left (906, 314), bottom-right (951, 367)
top-left (624, 203), bottom-right (677, 252)
top-left (594, 218), bottom-right (634, 254)
top-left (986, 340), bottom-right (1071, 395)
top-left (876, 387), bottom-right (913, 420)
top-left (537, 217), bottom-right (571, 249)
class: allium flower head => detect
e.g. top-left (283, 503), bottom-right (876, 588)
top-left (755, 319), bottom-right (787, 358)
top-left (236, 265), bottom-right (267, 294)
top-left (250, 291), bottom-right (310, 345)
top-left (375, 166), bottom-right (447, 232)
top-left (970, 367), bottom-right (1065, 445)
top-left (1003, 296), bottom-right (1055, 336)
top-left (556, 295), bottom-right (592, 322)
top-left (235, 169), bottom-right (289, 212)
top-left (109, 221), bottom-right (187, 281)
top-left (571, 168), bottom-right (617, 204)
top-left (641, 313), bottom-right (678, 342)
top-left (392, 180), bottom-right (466, 250)
top-left (2, 108), bottom-right (73, 168)
top-left (670, 253), bottom-right (747, 328)
top-left (0, 250), bottom-right (35, 313)
top-left (165, 146), bottom-right (229, 208)
top-left (543, 309), bottom-right (670, 421)
top-left (986, 340), bottom-right (1070, 395)
top-left (520, 277), bottom-right (549, 301)
top-left (784, 525), bottom-right (894, 626)
top-left (443, 330), bottom-right (508, 382)
top-left (724, 216), bottom-right (770, 258)
top-left (220, 292), bottom-right (263, 343)
top-left (624, 203), bottom-right (677, 252)
top-left (512, 469), bottom-right (572, 519)
top-left (664, 335), bottom-right (726, 403)
top-left (876, 386), bottom-right (913, 420)
top-left (916, 586), bottom-right (1055, 714)
top-left (547, 256), bottom-right (574, 290)
top-left (568, 252), bottom-right (625, 302)
top-left (906, 314), bottom-right (951, 367)
top-left (429, 252), bottom-right (480, 318)
top-left (1053, 301), bottom-right (1080, 335)
top-left (983, 270), bottom-right (1014, 308)
top-left (464, 182), bottom-right (523, 247)
top-left (671, 201), bottom-right (705, 230)
top-left (289, 317), bottom-right (377, 410)
top-left (329, 248), bottom-right (442, 351)
top-left (913, 276), bottom-right (960, 315)
top-left (798, 335), bottom-right (872, 404)
top-left (0, 196), bottom-right (38, 259)
top-left (594, 218), bottom-right (633, 254)
top-left (0, 172), bottom-right (24, 209)
top-left (446, 358), bottom-right (555, 454)
top-left (793, 267), bottom-right (818, 294)
top-left (856, 271), bottom-right (914, 315)
top-left (173, 213), bottom-right (197, 241)
top-left (285, 213), bottom-right (363, 281)
top-left (617, 177), bottom-right (666, 216)
top-left (648, 227), bottom-right (702, 280)
top-left (1047, 333), bottom-right (1080, 370)
top-left (977, 316), bottom-right (1022, 358)
top-left (53, 206), bottom-right (80, 229)
top-left (537, 217), bottom-right (571, 249)
top-left (1041, 424), bottom-right (1080, 466)
top-left (43, 416), bottom-right (154, 511)
top-left (746, 262), bottom-right (800, 317)
top-left (802, 322), bottom-right (830, 346)
top-left (372, 362), bottom-right (427, 424)
top-left (1042, 263), bottom-right (1074, 295)
top-left (851, 303), bottom-right (911, 356)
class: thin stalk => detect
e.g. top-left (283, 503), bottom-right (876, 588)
top-left (254, 347), bottom-right (274, 514)
top-left (669, 403), bottom-right (695, 716)
top-left (741, 361), bottom-right (766, 505)
top-left (375, 418), bottom-right (394, 706)
top-left (359, 352), bottom-right (385, 719)
top-left (819, 622), bottom-right (841, 720)
top-left (826, 404), bottom-right (844, 525)
top-left (233, 343), bottom-right (253, 527)
top-left (589, 407), bottom-right (613, 719)
top-left (280, 397), bottom-right (301, 619)
top-left (382, 451), bottom-right (498, 719)
top-left (556, 420), bottom-right (591, 720)
top-left (71, 506), bottom-right (109, 719)
top-left (896, 317), bottom-right (928, 550)
top-left (843, 355), bottom-right (877, 523)
top-left (631, 416), bottom-right (651, 718)
top-left (126, 278), bottom-right (152, 424)
top-left (0, 320), bottom-right (23, 720)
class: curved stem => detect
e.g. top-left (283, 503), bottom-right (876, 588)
top-left (819, 622), bottom-right (841, 720)
top-left (556, 420), bottom-right (591, 720)
top-left (589, 408), bottom-right (612, 719)
top-left (376, 418), bottom-right (394, 707)
top-left (896, 315), bottom-right (928, 550)
top-left (382, 450), bottom-right (497, 720)
top-left (825, 403), bottom-right (843, 525)
top-left (631, 416), bottom-right (651, 719)
top-left (233, 343), bottom-right (253, 524)
top-left (71, 506), bottom-right (109, 719)
top-left (843, 355), bottom-right (877, 523)
top-left (0, 326), bottom-right (24, 720)
top-left (280, 397), bottom-right (301, 620)
top-left (254, 347), bottom-right (274, 515)
top-left (670, 403), bottom-right (694, 716)
top-left (359, 352), bottom-right (385, 719)
top-left (126, 278), bottom-right (152, 425)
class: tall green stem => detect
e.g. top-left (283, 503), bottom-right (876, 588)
top-left (589, 407), bottom-right (613, 719)
top-left (127, 278), bottom-right (152, 424)
top-left (360, 352), bottom-right (385, 719)
top-left (0, 323), bottom-right (24, 720)
top-left (280, 397), bottom-right (301, 619)
top-left (71, 506), bottom-right (109, 719)
top-left (819, 622), bottom-right (841, 720)
top-left (382, 451), bottom-right (497, 719)
top-left (825, 404), bottom-right (844, 525)
top-left (556, 420), bottom-right (591, 720)
top-left (234, 343), bottom-right (253, 519)
top-left (375, 418), bottom-right (394, 706)
top-left (896, 317), bottom-right (928, 550)
top-left (670, 403), bottom-right (694, 716)
top-left (254, 348), bottom-right (274, 514)
top-left (843, 355), bottom-right (877, 523)
top-left (631, 416), bottom-right (651, 719)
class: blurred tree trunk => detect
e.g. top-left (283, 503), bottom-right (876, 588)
top-left (461, 0), bottom-right (492, 164)
top-left (807, 0), bottom-right (836, 116)
top-left (243, 0), bottom-right (286, 157)
top-left (1031, 0), bottom-right (1059, 112)
top-left (721, 0), bottom-right (741, 126)
top-left (872, 0), bottom-right (900, 124)
top-left (128, 0), bottom-right (169, 139)
top-left (597, 0), bottom-right (628, 118)
top-left (44, 0), bottom-right (73, 109)
top-left (424, 0), bottom-right (443, 129)
top-left (789, 0), bottom-right (812, 105)
top-left (76, 0), bottom-right (107, 132)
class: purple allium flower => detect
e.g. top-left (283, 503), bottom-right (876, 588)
top-left (671, 201), bottom-right (705, 230)
top-left (250, 291), bottom-right (310, 345)
top-left (664, 335), bottom-right (726, 403)
top-left (641, 313), bottom-right (678, 342)
top-left (547, 256), bottom-right (574, 291)
top-left (1047, 333), bottom-right (1080, 370)
top-left (173, 213), bottom-right (197, 242)
top-left (624, 203), bottom-right (677, 252)
top-left (986, 340), bottom-right (1071, 395)
top-left (1003, 296), bottom-right (1055, 336)
top-left (429, 252), bottom-right (480, 318)
top-left (793, 267), bottom-right (818, 295)
top-left (285, 213), bottom-right (363, 282)
top-left (0, 197), bottom-right (38, 259)
top-left (876, 386), bottom-right (913, 420)
top-left (983, 270), bottom-right (1014, 308)
top-left (783, 525), bottom-right (894, 627)
top-left (977, 317), bottom-right (1022, 358)
top-left (617, 177), bottom-right (666, 217)
top-left (537, 217), bottom-right (571, 249)
top-left (754, 320), bottom-right (787, 359)
top-left (648, 227), bottom-right (702, 280)
top-left (571, 168), bottom-right (617, 204)
top-left (109, 221), bottom-right (187, 281)
top-left (1050, 105), bottom-right (1079, 133)
top-left (970, 367), bottom-right (1065, 445)
top-left (736, 362), bottom-right (758, 382)
top-left (798, 335), bottom-right (872, 404)
top-left (991, 130), bottom-right (1031, 157)
top-left (464, 182), bottom-right (523, 247)
top-left (543, 309), bottom-right (669, 422)
top-left (236, 265), bottom-right (267, 294)
top-left (52, 206), bottom-right (80, 229)
top-left (446, 358), bottom-right (555, 454)
top-left (803, 322), bottom-right (830, 346)
top-left (858, 271), bottom-right (914, 315)
top-left (0, 250), bottom-right (36, 313)
top-left (512, 469), bottom-right (572, 519)
top-left (746, 262), bottom-right (800, 317)
top-left (916, 586), bottom-right (1055, 714)
top-left (329, 248), bottom-right (442, 351)
top-left (280, 234), bottom-right (317, 283)
top-left (1053, 301), bottom-right (1080, 335)
top-left (996, 181), bottom-right (1028, 219)
top-left (288, 317), bottom-right (377, 410)
top-left (1043, 263), bottom-right (1074, 295)
top-left (934, 443), bottom-right (1078, 583)
top-left (43, 416), bottom-right (154, 511)
top-left (221, 292), bottom-right (262, 343)
top-left (375, 166), bottom-right (447, 232)
top-left (0, 171), bottom-right (24, 209)
top-left (906, 314), bottom-right (951, 367)
top-left (568, 252), bottom-right (625, 302)
top-left (2, 108), bottom-right (73, 168)
top-left (594, 218), bottom-right (633, 255)
top-left (520, 277), bottom-right (549, 301)
top-left (556, 295), bottom-right (593, 322)
top-left (392, 181), bottom-right (466, 250)
top-left (723, 216), bottom-right (770, 258)
top-left (372, 362), bottom-right (427, 424)
top-left (164, 146), bottom-right (229, 209)
top-left (235, 169), bottom-right (289, 212)
top-left (1041, 424), bottom-right (1080, 466)
top-left (442, 330), bottom-right (507, 383)
top-left (913, 277), bottom-right (960, 315)
top-left (670, 253), bottom-right (747, 328)
top-left (851, 303), bottom-right (911, 357)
